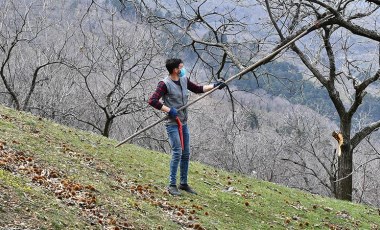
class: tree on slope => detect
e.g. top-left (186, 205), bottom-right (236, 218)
top-left (262, 0), bottom-right (380, 201)
top-left (0, 1), bottom-right (72, 111)
top-left (70, 3), bottom-right (161, 137)
top-left (134, 0), bottom-right (380, 201)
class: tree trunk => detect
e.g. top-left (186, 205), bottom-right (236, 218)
top-left (102, 117), bottom-right (114, 138)
top-left (336, 123), bottom-right (353, 201)
top-left (337, 147), bottom-right (353, 200)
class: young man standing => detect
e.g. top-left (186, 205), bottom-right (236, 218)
top-left (148, 58), bottom-right (226, 195)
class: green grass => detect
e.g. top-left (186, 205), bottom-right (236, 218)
top-left (0, 104), bottom-right (379, 229)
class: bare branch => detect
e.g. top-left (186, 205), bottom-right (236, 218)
top-left (308, 0), bottom-right (380, 41)
top-left (351, 121), bottom-right (380, 148)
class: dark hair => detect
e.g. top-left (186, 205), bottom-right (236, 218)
top-left (165, 58), bottom-right (183, 74)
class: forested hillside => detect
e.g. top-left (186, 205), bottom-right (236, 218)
top-left (234, 61), bottom-right (380, 122)
top-left (1, 0), bottom-right (380, 209)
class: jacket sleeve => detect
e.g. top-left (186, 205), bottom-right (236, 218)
top-left (148, 81), bottom-right (167, 110)
top-left (187, 78), bottom-right (204, 93)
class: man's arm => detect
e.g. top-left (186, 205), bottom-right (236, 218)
top-left (148, 81), bottom-right (168, 112)
top-left (187, 79), bottom-right (214, 93)
top-left (148, 81), bottom-right (178, 118)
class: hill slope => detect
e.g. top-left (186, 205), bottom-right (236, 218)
top-left (0, 104), bottom-right (379, 230)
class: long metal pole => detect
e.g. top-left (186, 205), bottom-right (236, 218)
top-left (115, 15), bottom-right (334, 148)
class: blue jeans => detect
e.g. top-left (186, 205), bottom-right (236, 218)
top-left (166, 123), bottom-right (190, 186)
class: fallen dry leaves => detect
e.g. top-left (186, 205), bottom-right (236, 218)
top-left (111, 175), bottom-right (207, 230)
top-left (1, 139), bottom-right (209, 229)
top-left (0, 141), bottom-right (134, 229)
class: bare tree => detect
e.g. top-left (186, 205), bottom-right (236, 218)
top-left (279, 106), bottom-right (339, 197)
top-left (137, 0), bottom-right (380, 202)
top-left (0, 1), bottom-right (71, 111)
top-left (3, 0), bottom-right (378, 204)
top-left (262, 0), bottom-right (380, 201)
top-left (69, 3), bottom-right (162, 137)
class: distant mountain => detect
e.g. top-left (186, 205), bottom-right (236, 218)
top-left (233, 61), bottom-right (380, 123)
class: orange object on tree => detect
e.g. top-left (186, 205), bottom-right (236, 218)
top-left (175, 117), bottom-right (184, 150)
top-left (332, 131), bottom-right (343, 157)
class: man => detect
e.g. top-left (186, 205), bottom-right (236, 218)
top-left (148, 58), bottom-right (226, 195)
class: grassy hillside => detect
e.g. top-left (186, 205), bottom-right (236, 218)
top-left (0, 104), bottom-right (379, 230)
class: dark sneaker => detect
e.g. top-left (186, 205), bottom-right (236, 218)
top-left (168, 185), bottom-right (181, 196)
top-left (179, 184), bottom-right (197, 195)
